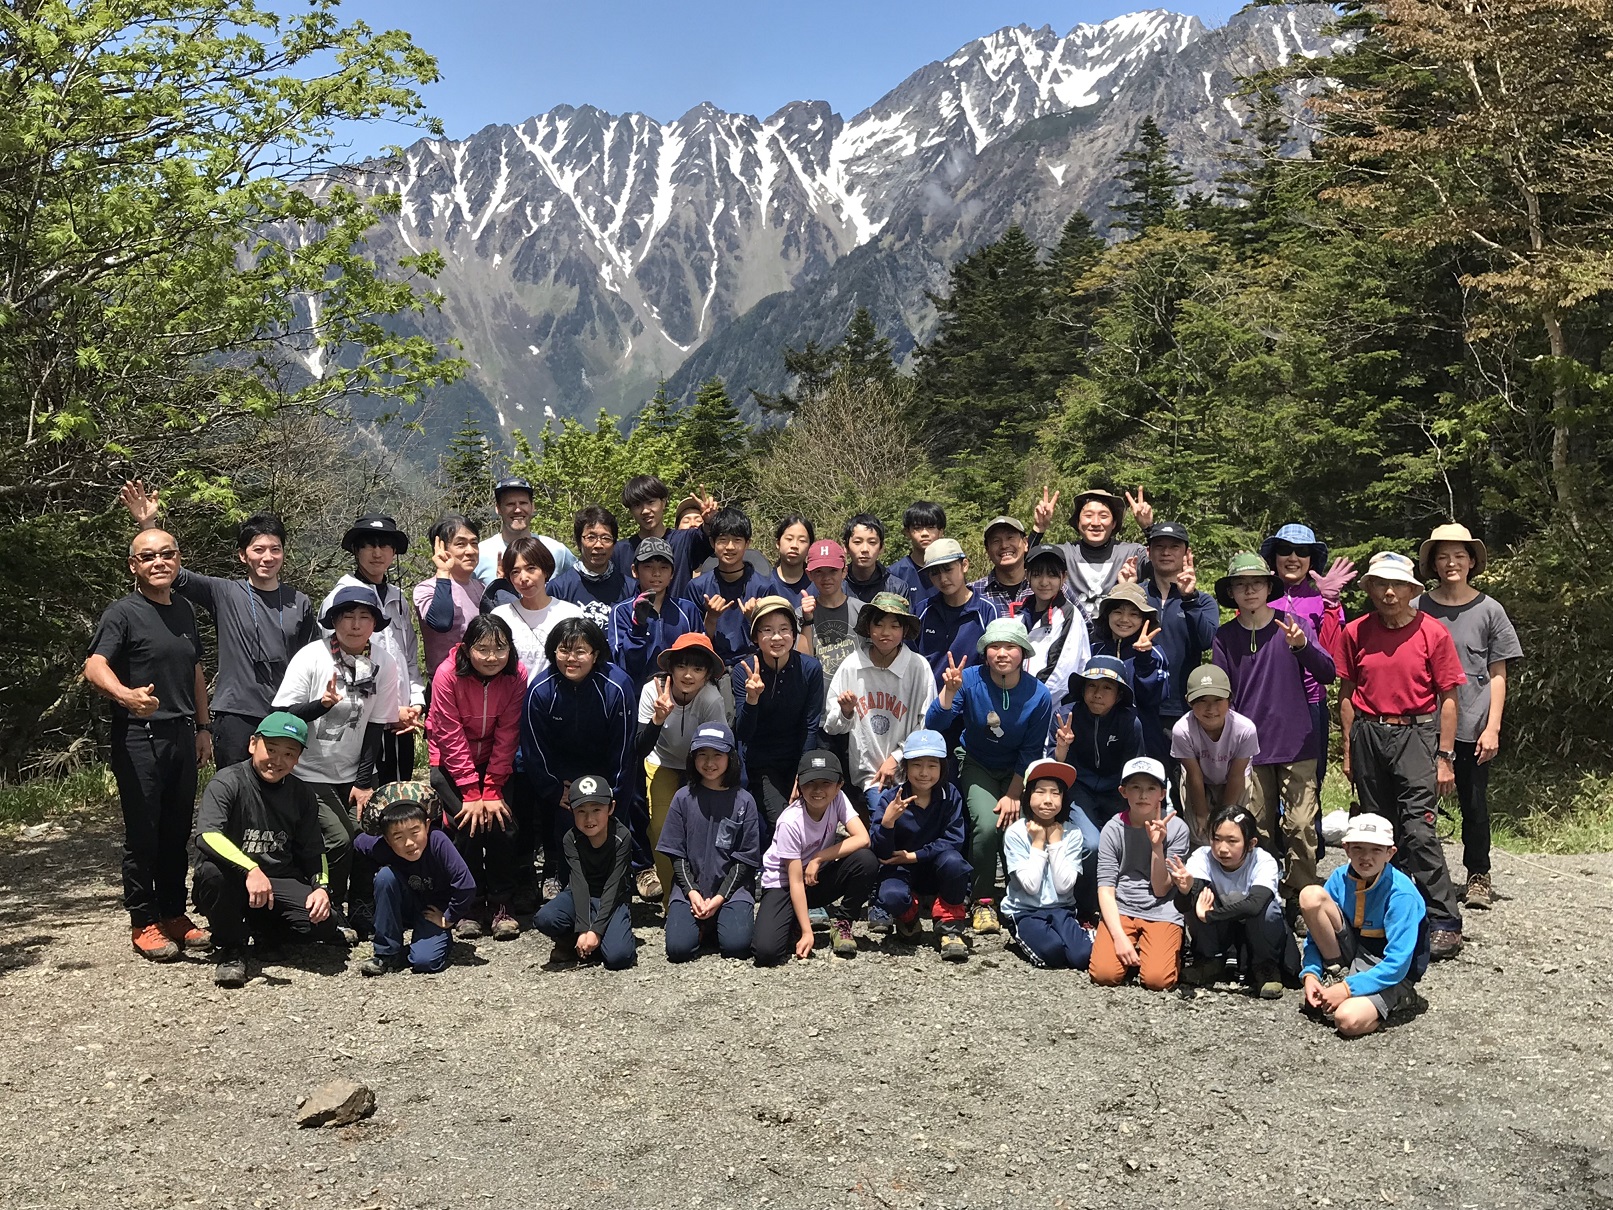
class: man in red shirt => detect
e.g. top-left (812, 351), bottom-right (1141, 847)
top-left (1335, 551), bottom-right (1466, 959)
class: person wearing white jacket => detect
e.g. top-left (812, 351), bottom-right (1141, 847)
top-left (1020, 546), bottom-right (1091, 707)
top-left (821, 592), bottom-right (937, 814)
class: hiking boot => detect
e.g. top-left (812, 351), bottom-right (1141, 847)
top-left (866, 904), bottom-right (895, 935)
top-left (490, 906), bottom-right (520, 941)
top-left (807, 906), bottom-right (829, 928)
top-left (1429, 928), bottom-right (1463, 961)
top-left (454, 914), bottom-right (484, 941)
top-left (970, 901), bottom-right (1001, 935)
top-left (160, 915), bottom-right (212, 951)
top-left (1463, 873), bottom-right (1493, 910)
top-left (938, 924), bottom-right (968, 963)
top-left (131, 924), bottom-right (180, 962)
top-left (327, 907), bottom-right (359, 947)
top-left (831, 918), bottom-right (858, 957)
top-left (213, 948), bottom-right (248, 988)
top-left (1253, 963), bottom-right (1284, 1000)
top-left (635, 868), bottom-right (663, 902)
top-left (540, 877), bottom-right (563, 903)
top-left (1181, 958), bottom-right (1226, 988)
top-left (894, 910), bottom-right (923, 942)
top-left (548, 935), bottom-right (578, 964)
top-left (359, 953), bottom-right (405, 977)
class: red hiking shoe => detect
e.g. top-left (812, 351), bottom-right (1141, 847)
top-left (160, 915), bottom-right (212, 950)
top-left (131, 924), bottom-right (180, 962)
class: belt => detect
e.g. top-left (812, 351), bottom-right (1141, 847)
top-left (1362, 713), bottom-right (1435, 726)
top-left (120, 716), bottom-right (196, 732)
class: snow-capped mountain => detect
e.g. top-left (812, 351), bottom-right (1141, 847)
top-left (325, 5), bottom-right (1349, 436)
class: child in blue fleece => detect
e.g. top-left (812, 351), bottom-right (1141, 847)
top-left (1298, 813), bottom-right (1430, 1036)
top-left (867, 729), bottom-right (971, 961)
top-left (1050, 655), bottom-right (1145, 848)
top-left (355, 787), bottom-right (476, 976)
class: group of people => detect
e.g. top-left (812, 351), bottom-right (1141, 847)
top-left (83, 473), bottom-right (1521, 1036)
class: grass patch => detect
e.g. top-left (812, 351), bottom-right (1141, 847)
top-left (1489, 764), bottom-right (1613, 854)
top-left (0, 766), bottom-right (118, 829)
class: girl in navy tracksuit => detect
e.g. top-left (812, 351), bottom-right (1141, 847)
top-left (867, 729), bottom-right (971, 960)
top-left (733, 597), bottom-right (823, 835)
top-left (1050, 655), bottom-right (1144, 890)
top-left (1090, 584), bottom-right (1169, 761)
top-left (517, 617), bottom-right (635, 894)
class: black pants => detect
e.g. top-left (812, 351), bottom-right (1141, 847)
top-left (109, 719), bottom-right (198, 927)
top-left (752, 849), bottom-right (878, 966)
top-left (1350, 718), bottom-right (1463, 927)
top-left (746, 764), bottom-right (796, 846)
top-left (211, 712), bottom-right (260, 770)
top-left (192, 856), bottom-right (340, 950)
top-left (310, 782), bottom-right (373, 909)
top-left (430, 765), bottom-right (518, 905)
top-left (1454, 740), bottom-right (1491, 877)
top-left (376, 727), bottom-right (415, 786)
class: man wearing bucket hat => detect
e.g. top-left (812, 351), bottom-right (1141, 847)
top-left (1417, 523), bottom-right (1522, 910)
top-left (969, 515), bottom-right (1036, 616)
top-left (1335, 551), bottom-right (1468, 959)
top-left (925, 618), bottom-right (1053, 934)
top-left (914, 537), bottom-right (1001, 687)
top-left (1029, 484), bottom-right (1151, 623)
top-left (192, 712), bottom-right (346, 986)
top-left (322, 512), bottom-right (425, 786)
top-left (823, 592), bottom-right (937, 813)
top-left (733, 597), bottom-right (824, 831)
top-left (274, 583), bottom-right (403, 937)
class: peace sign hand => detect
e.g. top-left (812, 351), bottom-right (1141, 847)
top-left (1280, 614), bottom-right (1308, 650)
top-left (652, 676), bottom-right (676, 724)
top-left (1053, 711), bottom-right (1074, 759)
top-left (941, 652), bottom-right (967, 694)
top-left (431, 537), bottom-right (455, 577)
top-left (1032, 485), bottom-right (1061, 533)
top-left (321, 672), bottom-right (342, 708)
top-left (881, 792), bottom-right (917, 829)
top-left (1117, 555), bottom-right (1139, 584)
top-left (1124, 486), bottom-right (1154, 530)
top-left (1165, 853), bottom-right (1193, 893)
top-left (1176, 549), bottom-right (1197, 595)
top-left (742, 657), bottom-right (765, 704)
top-left (1134, 620), bottom-right (1160, 654)
top-left (697, 485), bottom-right (719, 521)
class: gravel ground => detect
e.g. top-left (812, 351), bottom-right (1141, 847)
top-left (0, 817), bottom-right (1609, 1210)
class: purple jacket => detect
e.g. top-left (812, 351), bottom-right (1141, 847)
top-left (1211, 612), bottom-right (1336, 765)
top-left (1270, 581), bottom-right (1345, 705)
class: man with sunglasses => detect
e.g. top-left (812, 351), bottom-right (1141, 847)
top-left (85, 528), bottom-right (215, 962)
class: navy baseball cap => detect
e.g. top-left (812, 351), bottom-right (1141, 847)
top-left (1147, 522), bottom-right (1190, 545)
top-left (493, 476), bottom-right (534, 499)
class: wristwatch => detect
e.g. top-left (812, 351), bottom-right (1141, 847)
top-left (196, 721), bottom-right (212, 733)
top-left (1436, 749), bottom-right (1455, 762)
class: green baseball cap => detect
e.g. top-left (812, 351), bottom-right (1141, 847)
top-left (252, 711), bottom-right (308, 747)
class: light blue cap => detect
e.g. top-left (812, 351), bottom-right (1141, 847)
top-left (901, 729), bottom-right (948, 762)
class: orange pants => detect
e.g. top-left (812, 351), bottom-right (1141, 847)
top-left (1089, 915), bottom-right (1183, 990)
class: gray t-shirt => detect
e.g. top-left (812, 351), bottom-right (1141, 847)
top-left (1096, 811), bottom-right (1191, 925)
top-left (172, 571), bottom-right (316, 717)
top-left (810, 598), bottom-right (863, 685)
top-left (1418, 593), bottom-right (1523, 741)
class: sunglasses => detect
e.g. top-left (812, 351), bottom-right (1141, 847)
top-left (1270, 543), bottom-right (1307, 558)
top-left (133, 548), bottom-right (179, 564)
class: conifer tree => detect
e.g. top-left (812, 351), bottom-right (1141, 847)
top-left (439, 410), bottom-right (497, 516)
top-left (681, 376), bottom-right (753, 499)
top-left (1111, 116), bottom-right (1190, 235)
top-left (1217, 84), bottom-right (1292, 250)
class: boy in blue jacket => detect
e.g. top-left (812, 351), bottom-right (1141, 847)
top-left (1050, 655), bottom-right (1145, 889)
top-left (607, 536), bottom-right (701, 691)
top-left (355, 782), bottom-right (477, 976)
top-left (867, 729), bottom-right (971, 961)
top-left (914, 538), bottom-right (999, 687)
top-left (685, 507), bottom-right (772, 670)
top-left (1298, 813), bottom-right (1430, 1036)
top-left (925, 619), bottom-right (1051, 936)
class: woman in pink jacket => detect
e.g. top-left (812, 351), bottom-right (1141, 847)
top-left (428, 614), bottom-right (526, 940)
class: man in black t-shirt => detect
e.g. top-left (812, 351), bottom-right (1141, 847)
top-left (84, 528), bottom-right (215, 962)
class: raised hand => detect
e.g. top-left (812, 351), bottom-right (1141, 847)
top-left (1054, 711), bottom-right (1074, 756)
top-left (881, 792), bottom-right (917, 828)
top-left (697, 485), bottom-right (719, 520)
top-left (1144, 816), bottom-right (1168, 848)
top-left (1117, 555), bottom-right (1139, 584)
top-left (431, 536), bottom-right (454, 577)
top-left (321, 672), bottom-right (341, 709)
top-left (1280, 614), bottom-right (1308, 650)
top-left (118, 479), bottom-right (160, 526)
top-left (632, 592), bottom-right (653, 623)
top-left (1165, 853), bottom-right (1193, 893)
top-left (739, 597), bottom-right (759, 619)
top-left (1032, 485), bottom-right (1060, 533)
top-left (837, 689), bottom-right (859, 719)
top-left (652, 676), bottom-right (676, 724)
top-left (1134, 620), bottom-right (1160, 654)
top-left (124, 683), bottom-right (160, 717)
top-left (1124, 486), bottom-right (1154, 530)
top-left (742, 656), bottom-right (765, 704)
top-left (704, 593), bottom-right (731, 635)
top-left (1311, 556), bottom-right (1358, 604)
top-left (799, 592), bottom-right (816, 624)
top-left (941, 652), bottom-right (966, 694)
top-left (1177, 549), bottom-right (1197, 595)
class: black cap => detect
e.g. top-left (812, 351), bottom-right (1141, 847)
top-left (340, 513), bottom-right (409, 556)
top-left (1025, 544), bottom-right (1067, 569)
top-left (493, 476), bottom-right (533, 499)
top-left (634, 536), bottom-right (675, 565)
top-left (568, 774), bottom-right (613, 808)
top-left (1147, 522), bottom-right (1190, 546)
top-left (796, 749), bottom-right (844, 785)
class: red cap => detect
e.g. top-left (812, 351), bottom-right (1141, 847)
top-left (805, 540), bottom-right (846, 572)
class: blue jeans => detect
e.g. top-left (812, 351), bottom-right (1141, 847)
top-left (873, 848), bottom-right (972, 919)
top-left (371, 866), bottom-right (451, 973)
top-left (1006, 907), bottom-right (1093, 970)
top-left (534, 889), bottom-right (637, 969)
top-left (664, 892), bottom-right (754, 962)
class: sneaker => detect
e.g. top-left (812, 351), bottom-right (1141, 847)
top-left (130, 924), bottom-right (179, 962)
top-left (348, 899), bottom-right (375, 942)
top-left (160, 915), bottom-right (212, 951)
top-left (938, 924), bottom-right (968, 963)
top-left (866, 905), bottom-right (895, 935)
top-left (327, 907), bottom-right (359, 947)
top-left (894, 911), bottom-right (923, 942)
top-left (1429, 928), bottom-right (1463, 961)
top-left (540, 877), bottom-right (563, 903)
top-left (548, 935), bottom-right (578, 964)
top-left (969, 901), bottom-right (1001, 935)
top-left (359, 953), bottom-right (405, 977)
top-left (807, 906), bottom-right (829, 927)
top-left (454, 915), bottom-right (483, 941)
top-left (831, 918), bottom-right (858, 957)
top-left (490, 906), bottom-right (520, 941)
top-left (635, 868), bottom-right (663, 903)
top-left (1464, 873), bottom-right (1493, 910)
top-left (1320, 962), bottom-right (1346, 986)
top-left (1181, 958), bottom-right (1226, 988)
top-left (213, 947), bottom-right (248, 988)
top-left (1253, 963), bottom-right (1284, 1000)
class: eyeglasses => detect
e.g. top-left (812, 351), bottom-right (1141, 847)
top-left (133, 548), bottom-right (179, 564)
top-left (470, 643), bottom-right (511, 658)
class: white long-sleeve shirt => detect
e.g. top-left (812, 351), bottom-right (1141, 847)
top-left (320, 574), bottom-right (425, 709)
top-left (1001, 818), bottom-right (1084, 917)
top-left (820, 645), bottom-right (937, 790)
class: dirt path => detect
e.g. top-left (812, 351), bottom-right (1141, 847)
top-left (1, 817), bottom-right (1609, 1209)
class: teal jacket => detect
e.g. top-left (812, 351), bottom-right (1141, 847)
top-left (1301, 863), bottom-right (1429, 995)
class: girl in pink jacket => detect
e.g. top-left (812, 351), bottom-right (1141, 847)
top-left (428, 614), bottom-right (527, 939)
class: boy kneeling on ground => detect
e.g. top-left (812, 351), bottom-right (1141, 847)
top-left (533, 774), bottom-right (638, 969)
top-left (1298, 813), bottom-right (1430, 1037)
top-left (355, 782), bottom-right (477, 976)
top-left (193, 712), bottom-right (345, 988)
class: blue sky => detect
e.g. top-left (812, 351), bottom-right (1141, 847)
top-left (322, 1), bottom-right (1241, 157)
